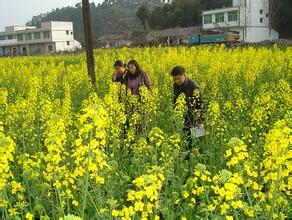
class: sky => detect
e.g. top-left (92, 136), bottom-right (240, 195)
top-left (0, 0), bottom-right (103, 31)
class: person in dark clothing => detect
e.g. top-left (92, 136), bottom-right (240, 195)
top-left (171, 66), bottom-right (204, 151)
top-left (124, 60), bottom-right (153, 95)
top-left (112, 60), bottom-right (128, 84)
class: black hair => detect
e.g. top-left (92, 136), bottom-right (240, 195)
top-left (127, 60), bottom-right (143, 74)
top-left (171, 66), bottom-right (185, 76)
top-left (114, 60), bottom-right (126, 68)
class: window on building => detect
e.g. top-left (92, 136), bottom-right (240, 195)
top-left (48, 45), bottom-right (53, 52)
top-left (203, 15), bottom-right (212, 24)
top-left (26, 33), bottom-right (32, 41)
top-left (8, 35), bottom-right (14, 39)
top-left (215, 13), bottom-right (224, 23)
top-left (228, 11), bottom-right (238, 22)
top-left (266, 13), bottom-right (269, 18)
top-left (17, 34), bottom-right (24, 41)
top-left (67, 41), bottom-right (70, 46)
top-left (12, 48), bottom-right (17, 55)
top-left (71, 31), bottom-right (73, 35)
top-left (34, 32), bottom-right (41, 40)
top-left (260, 9), bottom-right (263, 14)
top-left (0, 35), bottom-right (6, 41)
top-left (43, 31), bottom-right (50, 39)
top-left (22, 47), bottom-right (27, 54)
top-left (260, 18), bottom-right (264, 23)
top-left (66, 30), bottom-right (69, 35)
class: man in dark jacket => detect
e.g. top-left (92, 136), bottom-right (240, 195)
top-left (171, 66), bottom-right (204, 150)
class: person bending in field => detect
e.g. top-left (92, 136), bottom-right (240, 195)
top-left (124, 60), bottom-right (153, 95)
top-left (171, 66), bottom-right (205, 151)
top-left (112, 60), bottom-right (128, 84)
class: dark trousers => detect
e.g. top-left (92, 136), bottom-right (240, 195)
top-left (183, 125), bottom-right (205, 160)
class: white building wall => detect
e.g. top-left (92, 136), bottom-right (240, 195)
top-left (233, 0), bottom-right (245, 7)
top-left (246, 27), bottom-right (279, 42)
top-left (271, 29), bottom-right (280, 40)
top-left (55, 41), bottom-right (73, 51)
top-left (203, 7), bottom-right (240, 29)
top-left (0, 39), bottom-right (17, 46)
top-left (202, 0), bottom-right (279, 43)
top-left (73, 40), bottom-right (82, 50)
top-left (243, 0), bottom-right (270, 27)
top-left (51, 22), bottom-right (81, 51)
top-left (239, 0), bottom-right (277, 42)
top-left (0, 21), bottom-right (81, 56)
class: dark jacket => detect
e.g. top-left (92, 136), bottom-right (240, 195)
top-left (112, 70), bottom-right (128, 84)
top-left (173, 78), bottom-right (204, 127)
top-left (124, 71), bottom-right (153, 95)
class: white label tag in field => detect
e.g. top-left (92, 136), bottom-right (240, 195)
top-left (190, 125), bottom-right (205, 139)
top-left (195, 126), bottom-right (205, 138)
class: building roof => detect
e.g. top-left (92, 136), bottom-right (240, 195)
top-left (97, 32), bottom-right (132, 42)
top-left (202, 6), bottom-right (239, 15)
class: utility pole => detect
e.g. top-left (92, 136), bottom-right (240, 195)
top-left (269, 0), bottom-right (272, 39)
top-left (244, 0), bottom-right (247, 43)
top-left (82, 0), bottom-right (96, 88)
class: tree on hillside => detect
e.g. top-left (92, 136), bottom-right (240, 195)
top-left (149, 0), bottom-right (202, 29)
top-left (137, 5), bottom-right (150, 29)
top-left (271, 0), bottom-right (292, 38)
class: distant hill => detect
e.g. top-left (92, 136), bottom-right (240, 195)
top-left (26, 2), bottom-right (147, 43)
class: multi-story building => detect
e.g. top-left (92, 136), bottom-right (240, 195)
top-left (0, 21), bottom-right (81, 56)
top-left (202, 0), bottom-right (279, 42)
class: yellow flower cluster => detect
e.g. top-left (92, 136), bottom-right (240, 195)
top-left (130, 127), bottom-right (180, 171)
top-left (0, 124), bottom-right (15, 208)
top-left (260, 113), bottom-right (291, 218)
top-left (225, 138), bottom-right (248, 168)
top-left (73, 98), bottom-right (111, 184)
top-left (112, 167), bottom-right (164, 220)
top-left (181, 112), bottom-right (291, 219)
top-left (173, 93), bottom-right (187, 130)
